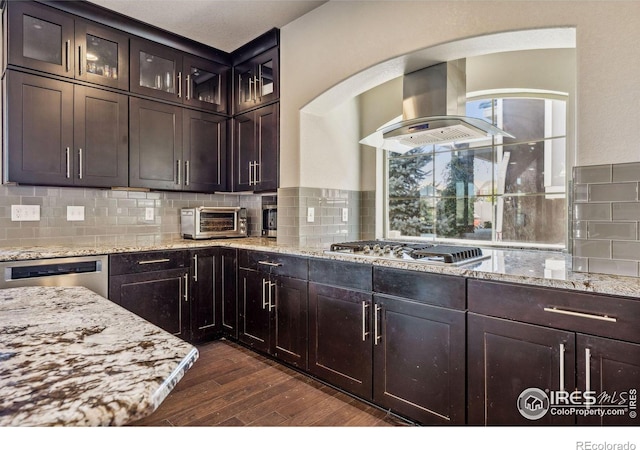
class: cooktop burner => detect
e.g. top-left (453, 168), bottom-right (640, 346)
top-left (327, 240), bottom-right (490, 266)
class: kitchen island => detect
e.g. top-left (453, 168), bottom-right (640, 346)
top-left (0, 286), bottom-right (198, 426)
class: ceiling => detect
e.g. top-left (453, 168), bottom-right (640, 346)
top-left (88, 0), bottom-right (327, 53)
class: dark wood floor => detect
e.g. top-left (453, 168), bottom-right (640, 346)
top-left (132, 339), bottom-right (408, 427)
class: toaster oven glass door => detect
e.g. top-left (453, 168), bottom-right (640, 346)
top-left (200, 211), bottom-right (237, 232)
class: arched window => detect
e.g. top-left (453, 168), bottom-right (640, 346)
top-left (385, 94), bottom-right (567, 248)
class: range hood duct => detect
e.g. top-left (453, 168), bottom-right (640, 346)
top-left (360, 59), bottom-right (514, 152)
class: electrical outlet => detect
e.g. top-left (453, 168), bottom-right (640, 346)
top-left (342, 208), bottom-right (349, 222)
top-left (67, 206), bottom-right (85, 221)
top-left (11, 205), bottom-right (40, 221)
top-left (145, 208), bottom-right (154, 221)
top-left (307, 207), bottom-right (315, 223)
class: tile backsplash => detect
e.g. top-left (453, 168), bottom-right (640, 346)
top-left (0, 185), bottom-right (264, 248)
top-left (277, 187), bottom-right (373, 247)
top-left (572, 162), bottom-right (640, 277)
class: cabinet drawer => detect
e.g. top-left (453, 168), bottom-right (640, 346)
top-left (309, 258), bottom-right (372, 291)
top-left (374, 267), bottom-right (466, 310)
top-left (238, 250), bottom-right (307, 280)
top-left (110, 250), bottom-right (186, 275)
top-left (468, 279), bottom-right (640, 343)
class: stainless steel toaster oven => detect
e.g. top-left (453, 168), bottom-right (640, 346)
top-left (181, 207), bottom-right (248, 239)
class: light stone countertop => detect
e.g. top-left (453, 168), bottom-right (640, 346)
top-left (1, 237), bottom-right (640, 299)
top-left (0, 286), bottom-right (198, 426)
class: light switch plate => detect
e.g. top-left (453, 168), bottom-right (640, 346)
top-left (67, 206), bottom-right (85, 221)
top-left (11, 205), bottom-right (40, 221)
top-left (307, 207), bottom-right (315, 223)
top-left (145, 208), bottom-right (154, 221)
top-left (342, 208), bottom-right (349, 222)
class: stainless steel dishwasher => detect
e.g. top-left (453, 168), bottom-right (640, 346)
top-left (0, 255), bottom-right (108, 297)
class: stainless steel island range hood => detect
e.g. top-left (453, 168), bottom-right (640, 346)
top-left (360, 59), bottom-right (514, 153)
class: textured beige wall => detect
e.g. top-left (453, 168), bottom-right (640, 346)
top-left (280, 1), bottom-right (640, 189)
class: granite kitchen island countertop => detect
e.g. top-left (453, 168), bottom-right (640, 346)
top-left (0, 286), bottom-right (198, 426)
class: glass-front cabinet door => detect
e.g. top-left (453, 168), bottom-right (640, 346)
top-left (7, 1), bottom-right (75, 78)
top-left (183, 55), bottom-right (229, 113)
top-left (75, 20), bottom-right (129, 91)
top-left (234, 47), bottom-right (279, 114)
top-left (130, 38), bottom-right (183, 102)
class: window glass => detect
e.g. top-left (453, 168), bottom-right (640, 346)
top-left (386, 96), bottom-right (567, 247)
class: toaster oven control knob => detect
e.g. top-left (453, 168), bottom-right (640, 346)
top-left (362, 245), bottom-right (371, 254)
top-left (383, 245), bottom-right (391, 254)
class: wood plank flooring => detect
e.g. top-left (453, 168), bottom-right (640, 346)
top-left (132, 339), bottom-right (408, 427)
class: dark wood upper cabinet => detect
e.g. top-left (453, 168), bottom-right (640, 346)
top-left (6, 1), bottom-right (75, 79)
top-left (232, 103), bottom-right (278, 192)
top-left (233, 46), bottom-right (279, 114)
top-left (129, 97), bottom-right (182, 190)
top-left (73, 85), bottom-right (129, 187)
top-left (130, 97), bottom-right (227, 192)
top-left (182, 109), bottom-right (227, 192)
top-left (130, 38), bottom-right (184, 103)
top-left (5, 71), bottom-right (128, 188)
top-left (74, 19), bottom-right (129, 91)
top-left (183, 54), bottom-right (229, 113)
top-left (6, 1), bottom-right (129, 90)
top-left (131, 38), bottom-right (230, 113)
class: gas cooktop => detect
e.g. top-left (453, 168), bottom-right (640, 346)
top-left (326, 240), bottom-right (490, 266)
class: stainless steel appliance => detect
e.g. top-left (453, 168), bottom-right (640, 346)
top-left (326, 240), bottom-right (489, 266)
top-left (0, 255), bottom-right (109, 297)
top-left (181, 206), bottom-right (248, 239)
top-left (262, 206), bottom-right (277, 238)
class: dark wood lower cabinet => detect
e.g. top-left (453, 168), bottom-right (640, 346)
top-left (239, 267), bottom-right (308, 369)
top-left (577, 334), bottom-right (640, 425)
top-left (467, 313), bottom-right (577, 425)
top-left (189, 247), bottom-right (237, 342)
top-left (109, 267), bottom-right (190, 340)
top-left (308, 282), bottom-right (373, 400)
top-left (373, 294), bottom-right (466, 425)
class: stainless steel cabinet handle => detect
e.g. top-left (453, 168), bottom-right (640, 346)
top-left (262, 278), bottom-right (270, 310)
top-left (193, 254), bottom-right (198, 281)
top-left (248, 161), bottom-right (254, 186)
top-left (78, 148), bottom-right (83, 179)
top-left (183, 273), bottom-right (189, 302)
top-left (78, 46), bottom-right (83, 76)
top-left (185, 74), bottom-right (191, 100)
top-left (362, 301), bottom-right (370, 341)
top-left (585, 348), bottom-right (592, 394)
top-left (374, 304), bottom-right (381, 345)
top-left (185, 160), bottom-right (190, 186)
top-left (268, 281), bottom-right (276, 312)
top-left (65, 40), bottom-right (71, 72)
top-left (254, 74), bottom-right (260, 100)
top-left (254, 161), bottom-right (260, 184)
top-left (177, 71), bottom-right (182, 98)
top-left (248, 77), bottom-right (253, 102)
top-left (559, 343), bottom-right (565, 392)
top-left (65, 147), bottom-right (70, 178)
top-left (176, 159), bottom-right (182, 185)
top-left (238, 74), bottom-right (242, 104)
top-left (137, 258), bottom-right (171, 265)
top-left (544, 307), bottom-right (616, 323)
top-left (258, 261), bottom-right (282, 267)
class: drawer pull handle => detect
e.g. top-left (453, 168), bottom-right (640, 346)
top-left (543, 307), bottom-right (616, 323)
top-left (258, 261), bottom-right (282, 267)
top-left (138, 258), bottom-right (171, 265)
